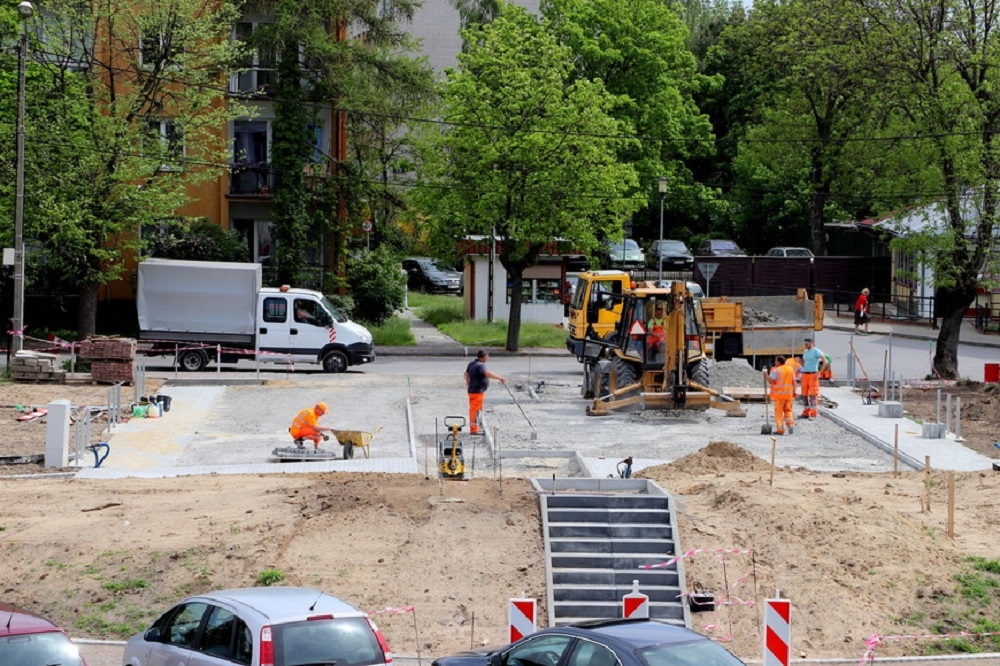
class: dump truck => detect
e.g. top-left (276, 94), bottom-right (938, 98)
top-left (700, 289), bottom-right (824, 368)
top-left (568, 271), bottom-right (823, 368)
top-left (581, 281), bottom-right (743, 416)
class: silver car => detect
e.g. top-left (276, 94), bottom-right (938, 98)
top-left (123, 587), bottom-right (393, 666)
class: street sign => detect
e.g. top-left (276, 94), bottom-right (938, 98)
top-left (701, 262), bottom-right (719, 282)
top-left (361, 220), bottom-right (373, 233)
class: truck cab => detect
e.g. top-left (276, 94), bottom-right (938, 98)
top-left (566, 270), bottom-right (632, 360)
top-left (257, 287), bottom-right (375, 372)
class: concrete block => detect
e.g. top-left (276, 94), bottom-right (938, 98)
top-left (878, 401), bottom-right (904, 418)
top-left (922, 422), bottom-right (946, 439)
top-left (44, 399), bottom-right (71, 468)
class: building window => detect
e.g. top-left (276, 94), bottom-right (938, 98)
top-left (146, 119), bottom-right (184, 170)
top-left (231, 21), bottom-right (276, 95)
top-left (140, 27), bottom-right (184, 67)
top-left (231, 120), bottom-right (272, 194)
top-left (233, 218), bottom-right (274, 264)
top-left (506, 278), bottom-right (564, 304)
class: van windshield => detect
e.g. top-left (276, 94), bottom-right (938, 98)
top-left (320, 296), bottom-right (343, 323)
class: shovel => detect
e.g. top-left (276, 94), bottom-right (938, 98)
top-left (761, 368), bottom-right (773, 435)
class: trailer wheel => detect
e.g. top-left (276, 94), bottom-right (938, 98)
top-left (689, 358), bottom-right (710, 387)
top-left (322, 350), bottom-right (348, 373)
top-left (178, 350), bottom-right (208, 372)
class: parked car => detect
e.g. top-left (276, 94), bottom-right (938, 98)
top-left (403, 257), bottom-right (462, 294)
top-left (123, 587), bottom-right (393, 666)
top-left (652, 280), bottom-right (704, 299)
top-left (765, 246), bottom-right (814, 258)
top-left (0, 603), bottom-right (87, 665)
top-left (606, 239), bottom-right (646, 269)
top-left (649, 240), bottom-right (694, 270)
top-left (432, 619), bottom-right (746, 666)
top-left (695, 239), bottom-right (746, 256)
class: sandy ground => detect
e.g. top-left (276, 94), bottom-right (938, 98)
top-left (1, 378), bottom-right (1000, 661)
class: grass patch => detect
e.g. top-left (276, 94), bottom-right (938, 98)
top-left (409, 292), bottom-right (566, 348)
top-left (256, 568), bottom-right (285, 586)
top-left (102, 579), bottom-right (149, 592)
top-left (367, 315), bottom-right (416, 346)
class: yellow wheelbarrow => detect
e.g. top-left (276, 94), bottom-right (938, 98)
top-left (331, 427), bottom-right (381, 459)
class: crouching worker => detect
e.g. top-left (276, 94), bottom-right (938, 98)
top-left (290, 402), bottom-right (333, 449)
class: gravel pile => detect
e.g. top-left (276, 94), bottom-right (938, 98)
top-left (708, 359), bottom-right (765, 388)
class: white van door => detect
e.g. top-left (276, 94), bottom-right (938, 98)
top-left (258, 294), bottom-right (293, 364)
top-left (289, 295), bottom-right (333, 363)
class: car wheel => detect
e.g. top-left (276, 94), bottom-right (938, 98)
top-left (322, 350), bottom-right (348, 373)
top-left (178, 350), bottom-right (208, 372)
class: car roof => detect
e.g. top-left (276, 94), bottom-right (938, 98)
top-left (0, 603), bottom-right (64, 637)
top-left (545, 619), bottom-right (712, 648)
top-left (195, 587), bottom-right (366, 623)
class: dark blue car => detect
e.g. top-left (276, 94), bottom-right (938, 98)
top-left (432, 620), bottom-right (745, 666)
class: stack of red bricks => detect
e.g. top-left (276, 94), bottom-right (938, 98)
top-left (79, 337), bottom-right (137, 384)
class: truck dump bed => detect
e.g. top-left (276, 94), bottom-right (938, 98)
top-left (702, 290), bottom-right (824, 360)
top-left (137, 259), bottom-right (261, 344)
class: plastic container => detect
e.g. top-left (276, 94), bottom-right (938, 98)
top-left (157, 395), bottom-right (172, 412)
top-left (986, 363), bottom-right (1000, 383)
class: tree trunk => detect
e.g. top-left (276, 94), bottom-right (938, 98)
top-left (77, 281), bottom-right (99, 340)
top-left (506, 271), bottom-right (523, 352)
top-left (932, 284), bottom-right (974, 379)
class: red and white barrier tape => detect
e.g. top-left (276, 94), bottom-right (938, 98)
top-left (860, 630), bottom-right (1000, 665)
top-left (367, 606), bottom-right (415, 615)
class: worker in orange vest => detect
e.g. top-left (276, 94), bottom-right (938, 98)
top-left (785, 356), bottom-right (802, 402)
top-left (767, 356), bottom-right (796, 435)
top-left (646, 304), bottom-right (666, 354)
top-left (289, 402), bottom-right (333, 449)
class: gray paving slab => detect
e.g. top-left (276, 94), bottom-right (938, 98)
top-left (820, 385), bottom-right (994, 471)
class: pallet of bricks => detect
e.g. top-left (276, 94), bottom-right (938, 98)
top-left (11, 351), bottom-right (67, 383)
top-left (79, 337), bottom-right (137, 384)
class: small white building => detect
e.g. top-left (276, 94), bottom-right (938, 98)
top-left (462, 247), bottom-right (588, 325)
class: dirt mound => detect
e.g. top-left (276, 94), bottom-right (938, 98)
top-left (640, 440), bottom-right (772, 476)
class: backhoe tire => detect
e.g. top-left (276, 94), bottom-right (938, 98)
top-left (613, 356), bottom-right (639, 393)
top-left (689, 358), bottom-right (710, 387)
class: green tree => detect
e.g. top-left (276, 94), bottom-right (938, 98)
top-left (543, 0), bottom-right (723, 238)
top-left (416, 4), bottom-right (644, 351)
top-left (0, 0), bottom-right (242, 337)
top-left (850, 0), bottom-right (1000, 378)
top-left (346, 246), bottom-right (406, 325)
top-left (250, 0), bottom-right (433, 290)
top-left (145, 218), bottom-right (249, 262)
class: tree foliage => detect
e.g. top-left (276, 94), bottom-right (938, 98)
top-left (145, 218), bottom-right (249, 262)
top-left (416, 4), bottom-right (644, 350)
top-left (346, 246), bottom-right (406, 326)
top-left (0, 0), bottom-right (242, 337)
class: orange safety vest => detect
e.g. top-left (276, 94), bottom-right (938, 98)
top-left (769, 364), bottom-right (795, 400)
top-left (291, 408), bottom-right (319, 431)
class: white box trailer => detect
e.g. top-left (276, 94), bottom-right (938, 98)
top-left (137, 259), bottom-right (375, 372)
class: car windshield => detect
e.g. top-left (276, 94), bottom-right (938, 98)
top-left (272, 616), bottom-right (384, 666)
top-left (417, 259), bottom-right (444, 272)
top-left (0, 632), bottom-right (85, 666)
top-left (785, 248), bottom-right (812, 257)
top-left (712, 241), bottom-right (739, 250)
top-left (638, 639), bottom-right (745, 666)
top-left (610, 240), bottom-right (640, 251)
top-left (659, 241), bottom-right (687, 252)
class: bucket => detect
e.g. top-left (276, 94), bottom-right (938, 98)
top-left (157, 395), bottom-right (172, 412)
top-left (986, 363), bottom-right (1000, 383)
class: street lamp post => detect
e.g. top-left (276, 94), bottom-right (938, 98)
top-left (656, 176), bottom-right (668, 281)
top-left (13, 0), bottom-right (34, 352)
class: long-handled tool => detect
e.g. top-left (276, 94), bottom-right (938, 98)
top-left (503, 381), bottom-right (538, 440)
top-left (761, 368), bottom-right (774, 435)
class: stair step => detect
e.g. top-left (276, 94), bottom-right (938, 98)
top-left (552, 585), bottom-right (681, 602)
top-left (548, 523), bottom-right (673, 539)
top-left (547, 508), bottom-right (672, 524)
top-left (552, 600), bottom-right (685, 620)
top-left (545, 495), bottom-right (671, 510)
top-left (549, 538), bottom-right (673, 554)
top-left (551, 553), bottom-right (676, 569)
top-left (551, 569), bottom-right (679, 587)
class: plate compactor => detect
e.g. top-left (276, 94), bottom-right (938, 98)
top-left (438, 416), bottom-right (467, 480)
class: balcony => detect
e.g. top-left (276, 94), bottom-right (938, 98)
top-left (229, 162), bottom-right (274, 197)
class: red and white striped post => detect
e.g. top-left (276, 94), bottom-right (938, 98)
top-left (763, 597), bottom-right (791, 666)
top-left (622, 580), bottom-right (649, 619)
top-left (508, 597), bottom-right (536, 642)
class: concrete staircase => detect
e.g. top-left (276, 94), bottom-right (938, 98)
top-left (533, 478), bottom-right (689, 628)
